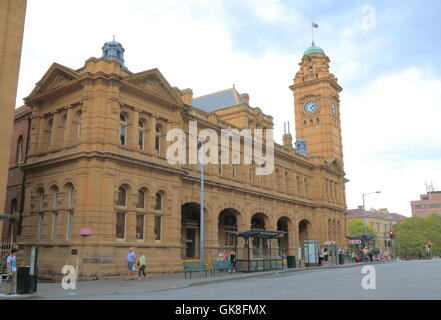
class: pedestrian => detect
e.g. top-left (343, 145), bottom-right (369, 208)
top-left (6, 248), bottom-right (18, 295)
top-left (323, 247), bottom-right (329, 264)
top-left (137, 252), bottom-right (147, 281)
top-left (229, 249), bottom-right (237, 271)
top-left (319, 247), bottom-right (324, 266)
top-left (126, 247), bottom-right (137, 280)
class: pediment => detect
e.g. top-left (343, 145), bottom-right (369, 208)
top-left (124, 69), bottom-right (183, 106)
top-left (27, 63), bottom-right (80, 99)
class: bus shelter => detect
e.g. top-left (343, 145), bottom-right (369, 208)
top-left (229, 230), bottom-right (285, 272)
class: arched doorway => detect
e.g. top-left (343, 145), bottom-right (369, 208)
top-left (299, 219), bottom-right (311, 246)
top-left (251, 213), bottom-right (268, 257)
top-left (218, 209), bottom-right (239, 249)
top-left (277, 217), bottom-right (290, 255)
top-left (181, 203), bottom-right (201, 259)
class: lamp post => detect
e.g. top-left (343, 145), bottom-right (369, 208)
top-left (198, 141), bottom-right (206, 262)
top-left (362, 191), bottom-right (381, 235)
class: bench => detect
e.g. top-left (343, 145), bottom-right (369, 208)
top-left (212, 260), bottom-right (237, 275)
top-left (183, 261), bottom-right (211, 278)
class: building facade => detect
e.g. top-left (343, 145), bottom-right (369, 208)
top-left (16, 40), bottom-right (348, 280)
top-left (0, 0), bottom-right (27, 236)
top-left (411, 191), bottom-right (441, 217)
top-left (347, 208), bottom-right (407, 253)
top-left (2, 106), bottom-right (31, 243)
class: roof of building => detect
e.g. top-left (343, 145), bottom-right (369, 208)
top-left (304, 41), bottom-right (325, 56)
top-left (14, 105), bottom-right (31, 119)
top-left (192, 87), bottom-right (246, 112)
top-left (347, 208), bottom-right (407, 222)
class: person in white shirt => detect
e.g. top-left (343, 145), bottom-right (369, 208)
top-left (6, 248), bottom-right (18, 295)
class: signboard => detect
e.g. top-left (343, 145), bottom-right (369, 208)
top-left (80, 227), bottom-right (92, 236)
top-left (303, 240), bottom-right (318, 264)
top-left (348, 239), bottom-right (362, 245)
top-left (30, 246), bottom-right (37, 276)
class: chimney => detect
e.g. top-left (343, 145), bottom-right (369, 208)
top-left (181, 88), bottom-right (193, 105)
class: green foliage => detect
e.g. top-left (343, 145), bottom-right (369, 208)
top-left (395, 214), bottom-right (441, 258)
top-left (348, 219), bottom-right (377, 237)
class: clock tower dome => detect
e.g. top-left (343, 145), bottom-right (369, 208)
top-left (290, 42), bottom-right (344, 165)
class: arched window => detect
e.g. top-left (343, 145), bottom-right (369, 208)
top-left (138, 119), bottom-right (145, 150)
top-left (137, 189), bottom-right (146, 209)
top-left (74, 110), bottom-right (82, 140)
top-left (36, 187), bottom-right (45, 211)
top-left (120, 113), bottom-right (128, 146)
top-left (155, 126), bottom-right (161, 154)
top-left (50, 185), bottom-right (59, 208)
top-left (16, 136), bottom-right (24, 164)
top-left (154, 192), bottom-right (162, 211)
top-left (67, 184), bottom-right (76, 208)
top-left (116, 186), bottom-right (127, 207)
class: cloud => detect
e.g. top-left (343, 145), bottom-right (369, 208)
top-left (342, 67), bottom-right (441, 216)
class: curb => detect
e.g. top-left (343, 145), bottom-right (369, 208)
top-left (7, 260), bottom-right (397, 300)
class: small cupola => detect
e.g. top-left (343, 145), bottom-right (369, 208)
top-left (102, 37), bottom-right (126, 66)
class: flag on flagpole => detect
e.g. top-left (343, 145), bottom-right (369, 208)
top-left (311, 22), bottom-right (319, 28)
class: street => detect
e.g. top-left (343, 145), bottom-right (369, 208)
top-left (45, 259), bottom-right (441, 300)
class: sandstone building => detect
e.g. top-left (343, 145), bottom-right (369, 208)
top-left (13, 40), bottom-right (348, 280)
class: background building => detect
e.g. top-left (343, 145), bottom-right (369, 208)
top-left (13, 40), bottom-right (348, 280)
top-left (411, 191), bottom-right (441, 217)
top-left (347, 207), bottom-right (406, 253)
top-left (0, 0), bottom-right (27, 239)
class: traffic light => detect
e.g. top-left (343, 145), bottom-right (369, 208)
top-left (389, 231), bottom-right (395, 239)
top-left (428, 242), bottom-right (432, 249)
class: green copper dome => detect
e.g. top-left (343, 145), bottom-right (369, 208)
top-left (303, 42), bottom-right (325, 56)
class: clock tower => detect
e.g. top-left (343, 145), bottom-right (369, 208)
top-left (290, 42), bottom-right (344, 165)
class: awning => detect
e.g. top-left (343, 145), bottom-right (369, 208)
top-left (228, 229), bottom-right (286, 239)
top-left (0, 214), bottom-right (15, 220)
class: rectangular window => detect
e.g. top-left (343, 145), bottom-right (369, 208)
top-left (139, 131), bottom-right (144, 150)
top-left (52, 213), bottom-right (58, 239)
top-left (136, 214), bottom-right (144, 240)
top-left (116, 212), bottom-right (125, 239)
top-left (66, 211), bottom-right (74, 240)
top-left (154, 215), bottom-right (162, 241)
top-left (120, 126), bottom-right (126, 145)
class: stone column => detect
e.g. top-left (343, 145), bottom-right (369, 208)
top-left (50, 111), bottom-right (60, 147)
top-left (37, 114), bottom-right (46, 150)
top-left (146, 114), bottom-right (157, 154)
top-left (64, 105), bottom-right (73, 146)
top-left (130, 108), bottom-right (139, 148)
top-left (28, 114), bottom-right (40, 156)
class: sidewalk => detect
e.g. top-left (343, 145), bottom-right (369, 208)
top-left (0, 260), bottom-right (395, 300)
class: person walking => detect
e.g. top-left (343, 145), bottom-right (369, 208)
top-left (319, 247), bottom-right (324, 266)
top-left (126, 247), bottom-right (137, 280)
top-left (323, 247), bottom-right (329, 266)
top-left (6, 248), bottom-right (18, 295)
top-left (137, 252), bottom-right (147, 281)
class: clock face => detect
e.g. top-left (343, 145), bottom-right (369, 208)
top-left (304, 101), bottom-right (317, 114)
top-left (331, 103), bottom-right (337, 115)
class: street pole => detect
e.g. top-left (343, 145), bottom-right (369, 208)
top-left (363, 194), bottom-right (367, 235)
top-left (199, 142), bottom-right (205, 263)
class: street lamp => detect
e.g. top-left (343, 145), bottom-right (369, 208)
top-left (198, 141), bottom-right (206, 263)
top-left (362, 191), bottom-right (381, 235)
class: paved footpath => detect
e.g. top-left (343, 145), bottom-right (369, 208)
top-left (0, 260), bottom-right (394, 300)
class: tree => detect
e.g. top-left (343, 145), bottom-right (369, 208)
top-left (348, 218), bottom-right (377, 237)
top-left (395, 214), bottom-right (441, 259)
